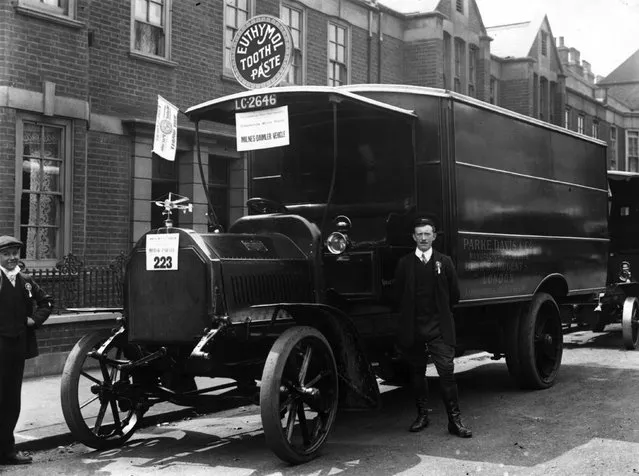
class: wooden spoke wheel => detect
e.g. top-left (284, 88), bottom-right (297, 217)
top-left (60, 330), bottom-right (145, 450)
top-left (622, 296), bottom-right (639, 350)
top-left (260, 326), bottom-right (339, 464)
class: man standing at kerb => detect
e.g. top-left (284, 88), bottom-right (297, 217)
top-left (393, 218), bottom-right (472, 438)
top-left (0, 236), bottom-right (52, 465)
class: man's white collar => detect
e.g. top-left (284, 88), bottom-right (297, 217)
top-left (414, 248), bottom-right (433, 262)
top-left (0, 265), bottom-right (20, 283)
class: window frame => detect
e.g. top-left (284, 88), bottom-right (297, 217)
top-left (468, 44), bottom-right (478, 98)
top-left (592, 120), bottom-right (599, 139)
top-left (130, 0), bottom-right (172, 61)
top-left (327, 20), bottom-right (350, 86)
top-left (489, 76), bottom-right (498, 105)
top-left (17, 0), bottom-right (76, 18)
top-left (280, 2), bottom-right (306, 85)
top-left (627, 130), bottom-right (639, 172)
top-left (577, 114), bottom-right (585, 135)
top-left (223, 0), bottom-right (254, 75)
top-left (443, 32), bottom-right (452, 89)
top-left (539, 76), bottom-right (548, 121)
top-left (454, 37), bottom-right (465, 93)
top-left (610, 126), bottom-right (618, 169)
top-left (541, 31), bottom-right (548, 57)
top-left (564, 107), bottom-right (571, 129)
top-left (15, 114), bottom-right (73, 269)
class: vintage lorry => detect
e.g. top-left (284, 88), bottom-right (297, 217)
top-left (575, 170), bottom-right (639, 349)
top-left (60, 84), bottom-right (609, 464)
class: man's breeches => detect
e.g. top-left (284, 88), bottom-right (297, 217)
top-left (407, 335), bottom-right (457, 400)
top-left (0, 333), bottom-right (26, 452)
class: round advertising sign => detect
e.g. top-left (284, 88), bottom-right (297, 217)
top-left (230, 15), bottom-right (294, 90)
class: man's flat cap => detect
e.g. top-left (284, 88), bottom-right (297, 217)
top-left (0, 236), bottom-right (23, 252)
top-left (413, 217), bottom-right (436, 229)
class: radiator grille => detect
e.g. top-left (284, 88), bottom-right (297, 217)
top-left (230, 272), bottom-right (312, 307)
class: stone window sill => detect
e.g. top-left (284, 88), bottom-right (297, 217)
top-left (129, 51), bottom-right (178, 68)
top-left (14, 5), bottom-right (84, 29)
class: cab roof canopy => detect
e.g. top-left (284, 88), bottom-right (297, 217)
top-left (184, 86), bottom-right (417, 125)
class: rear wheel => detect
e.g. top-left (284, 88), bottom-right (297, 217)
top-left (60, 330), bottom-right (145, 449)
top-left (622, 297), bottom-right (639, 350)
top-left (505, 294), bottom-right (563, 389)
top-left (518, 293), bottom-right (563, 389)
top-left (260, 326), bottom-right (339, 464)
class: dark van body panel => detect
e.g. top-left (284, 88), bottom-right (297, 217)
top-left (340, 86), bottom-right (609, 304)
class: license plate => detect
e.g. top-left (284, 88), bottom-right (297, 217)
top-left (235, 94), bottom-right (278, 111)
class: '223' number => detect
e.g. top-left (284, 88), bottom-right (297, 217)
top-left (153, 256), bottom-right (173, 269)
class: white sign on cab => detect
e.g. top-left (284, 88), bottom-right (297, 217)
top-left (235, 105), bottom-right (290, 152)
top-left (146, 234), bottom-right (180, 271)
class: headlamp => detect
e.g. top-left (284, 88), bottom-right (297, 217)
top-left (326, 232), bottom-right (350, 255)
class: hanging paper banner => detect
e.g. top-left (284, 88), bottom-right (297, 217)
top-left (153, 95), bottom-right (179, 161)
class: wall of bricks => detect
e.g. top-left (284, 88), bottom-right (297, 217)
top-left (404, 39), bottom-right (444, 87)
top-left (305, 8), bottom-right (329, 85)
top-left (0, 108), bottom-right (17, 234)
top-left (83, 131), bottom-right (132, 264)
top-left (7, 7), bottom-right (88, 99)
top-left (499, 78), bottom-right (532, 116)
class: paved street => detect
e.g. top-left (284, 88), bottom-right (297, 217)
top-left (3, 324), bottom-right (639, 476)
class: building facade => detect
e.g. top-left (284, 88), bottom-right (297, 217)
top-left (1, 0), bottom-right (637, 270)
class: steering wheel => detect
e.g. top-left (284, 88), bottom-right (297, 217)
top-left (247, 197), bottom-right (288, 215)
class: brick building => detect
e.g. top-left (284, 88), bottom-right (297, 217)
top-left (2, 0), bottom-right (637, 272)
top-left (597, 48), bottom-right (639, 172)
top-left (486, 15), bottom-right (565, 125)
top-left (0, 0), bottom-right (492, 270)
top-left (3, 0), bottom-right (637, 376)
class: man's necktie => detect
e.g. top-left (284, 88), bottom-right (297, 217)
top-left (421, 253), bottom-right (428, 265)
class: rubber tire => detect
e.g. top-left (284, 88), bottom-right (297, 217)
top-left (260, 326), bottom-right (338, 465)
top-left (622, 297), bottom-right (639, 350)
top-left (517, 293), bottom-right (563, 389)
top-left (504, 307), bottom-right (523, 384)
top-left (60, 330), bottom-right (141, 450)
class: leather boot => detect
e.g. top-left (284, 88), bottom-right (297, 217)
top-left (440, 379), bottom-right (472, 438)
top-left (409, 398), bottom-right (430, 432)
top-left (446, 401), bottom-right (472, 438)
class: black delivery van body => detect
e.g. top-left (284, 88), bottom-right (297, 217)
top-left (60, 84), bottom-right (610, 464)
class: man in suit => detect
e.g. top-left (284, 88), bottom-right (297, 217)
top-left (394, 217), bottom-right (472, 437)
top-left (0, 236), bottom-right (53, 465)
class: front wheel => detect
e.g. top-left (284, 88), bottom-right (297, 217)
top-left (622, 297), bottom-right (639, 350)
top-left (60, 329), bottom-right (145, 449)
top-left (260, 326), bottom-right (339, 465)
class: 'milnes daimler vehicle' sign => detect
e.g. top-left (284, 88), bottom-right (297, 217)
top-left (230, 15), bottom-right (293, 90)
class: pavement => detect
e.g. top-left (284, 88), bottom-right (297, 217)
top-left (15, 374), bottom-right (214, 453)
top-left (14, 351), bottom-right (497, 454)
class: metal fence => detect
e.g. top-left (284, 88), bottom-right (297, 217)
top-left (24, 253), bottom-right (127, 314)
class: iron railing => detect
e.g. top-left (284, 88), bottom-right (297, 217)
top-left (24, 253), bottom-right (127, 314)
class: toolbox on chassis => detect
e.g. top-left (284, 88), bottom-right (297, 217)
top-left (60, 84), bottom-right (609, 465)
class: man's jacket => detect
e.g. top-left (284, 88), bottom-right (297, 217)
top-left (393, 249), bottom-right (460, 348)
top-left (0, 271), bottom-right (53, 358)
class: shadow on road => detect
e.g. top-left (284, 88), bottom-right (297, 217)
top-left (69, 347), bottom-right (638, 476)
top-left (563, 324), bottom-right (630, 350)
